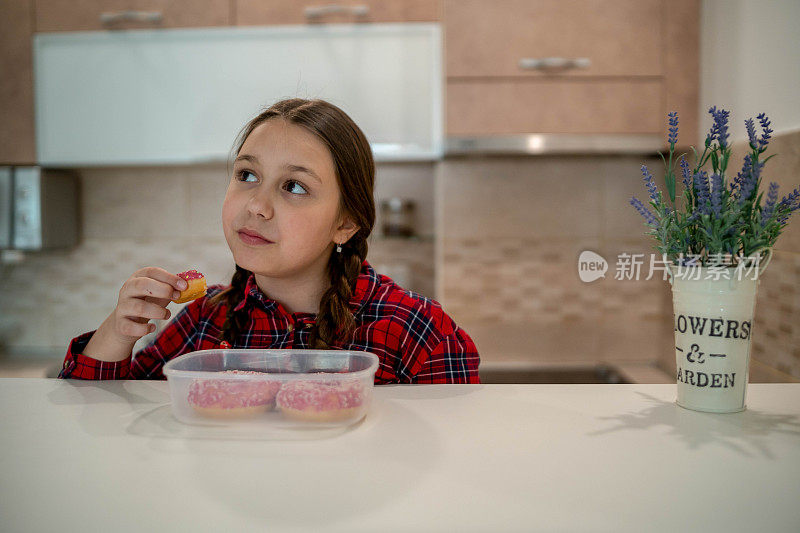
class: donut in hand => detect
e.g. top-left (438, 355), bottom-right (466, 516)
top-left (173, 269), bottom-right (207, 304)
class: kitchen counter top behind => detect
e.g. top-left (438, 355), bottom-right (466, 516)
top-left (1, 379), bottom-right (799, 532)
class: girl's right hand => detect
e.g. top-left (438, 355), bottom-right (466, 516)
top-left (111, 267), bottom-right (188, 342)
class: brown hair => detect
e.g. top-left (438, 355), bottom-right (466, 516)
top-left (209, 98), bottom-right (376, 349)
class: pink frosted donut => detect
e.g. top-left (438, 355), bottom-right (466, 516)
top-left (187, 370), bottom-right (281, 419)
top-left (276, 380), bottom-right (367, 422)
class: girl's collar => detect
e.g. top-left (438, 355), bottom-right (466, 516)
top-left (233, 259), bottom-right (379, 317)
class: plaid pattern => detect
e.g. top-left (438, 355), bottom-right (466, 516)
top-left (59, 260), bottom-right (480, 384)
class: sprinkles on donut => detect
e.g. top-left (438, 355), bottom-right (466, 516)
top-left (276, 379), bottom-right (367, 422)
top-left (187, 370), bottom-right (281, 419)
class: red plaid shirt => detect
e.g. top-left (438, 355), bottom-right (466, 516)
top-left (59, 260), bottom-right (480, 384)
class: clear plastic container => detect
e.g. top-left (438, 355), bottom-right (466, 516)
top-left (163, 349), bottom-right (379, 429)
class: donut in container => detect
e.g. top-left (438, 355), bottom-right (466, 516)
top-left (187, 370), bottom-right (281, 419)
top-left (276, 379), bottom-right (367, 422)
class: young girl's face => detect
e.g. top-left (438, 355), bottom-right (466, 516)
top-left (222, 118), bottom-right (357, 280)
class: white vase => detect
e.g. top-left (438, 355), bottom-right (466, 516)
top-left (667, 251), bottom-right (771, 413)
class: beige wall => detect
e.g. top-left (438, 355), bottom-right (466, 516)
top-left (700, 0), bottom-right (800, 139)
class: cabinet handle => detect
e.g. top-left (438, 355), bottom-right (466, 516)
top-left (99, 10), bottom-right (163, 26)
top-left (304, 4), bottom-right (370, 20)
top-left (518, 57), bottom-right (591, 71)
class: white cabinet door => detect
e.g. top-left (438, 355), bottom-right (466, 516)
top-left (34, 24), bottom-right (442, 166)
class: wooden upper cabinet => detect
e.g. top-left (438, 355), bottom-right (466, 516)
top-left (0, 0), bottom-right (36, 164)
top-left (447, 79), bottom-right (664, 135)
top-left (235, 0), bottom-right (440, 26)
top-left (34, 0), bottom-right (231, 32)
top-left (444, 0), bottom-right (700, 140)
top-left (445, 0), bottom-right (662, 78)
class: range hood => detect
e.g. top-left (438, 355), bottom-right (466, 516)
top-left (446, 134), bottom-right (663, 156)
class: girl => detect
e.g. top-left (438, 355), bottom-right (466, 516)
top-left (59, 98), bottom-right (480, 384)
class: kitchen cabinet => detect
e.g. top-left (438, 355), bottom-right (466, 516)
top-left (33, 24), bottom-right (442, 165)
top-left (235, 0), bottom-right (439, 26)
top-left (447, 79), bottom-right (663, 135)
top-left (33, 0), bottom-right (231, 32)
top-left (443, 0), bottom-right (700, 149)
top-left (0, 0), bottom-right (36, 165)
top-left (446, 0), bottom-right (661, 78)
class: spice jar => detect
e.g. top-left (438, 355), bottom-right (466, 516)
top-left (380, 198), bottom-right (416, 237)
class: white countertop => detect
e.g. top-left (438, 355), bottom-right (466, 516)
top-left (2, 379), bottom-right (799, 532)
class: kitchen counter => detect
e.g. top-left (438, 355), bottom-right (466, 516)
top-left (2, 379), bottom-right (799, 532)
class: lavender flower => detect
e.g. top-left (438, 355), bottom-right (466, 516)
top-left (706, 106), bottom-right (731, 149)
top-left (738, 157), bottom-right (765, 206)
top-left (634, 106), bottom-right (798, 266)
top-left (667, 112), bottom-right (679, 146)
top-left (630, 196), bottom-right (659, 227)
top-left (778, 187), bottom-right (800, 209)
top-left (757, 112), bottom-right (773, 151)
top-left (777, 187), bottom-right (800, 224)
top-left (694, 170), bottom-right (711, 215)
top-left (760, 182), bottom-right (779, 227)
top-left (776, 190), bottom-right (800, 224)
top-left (732, 154), bottom-right (753, 199)
top-left (710, 173), bottom-right (724, 217)
top-left (641, 164), bottom-right (659, 202)
top-left (679, 157), bottom-right (692, 189)
top-left (745, 118), bottom-right (757, 149)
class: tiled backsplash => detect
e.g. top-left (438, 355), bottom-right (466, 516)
top-left (2, 134), bottom-right (798, 383)
top-left (439, 133), bottom-right (800, 381)
top-left (0, 162), bottom-right (435, 356)
top-left (438, 154), bottom-right (674, 369)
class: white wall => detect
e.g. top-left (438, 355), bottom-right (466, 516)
top-left (700, 0), bottom-right (800, 142)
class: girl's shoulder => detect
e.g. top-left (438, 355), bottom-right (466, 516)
top-left (362, 273), bottom-right (457, 339)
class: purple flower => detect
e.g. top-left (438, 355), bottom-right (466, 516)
top-left (630, 196), bottom-right (659, 227)
top-left (757, 112), bottom-right (773, 151)
top-left (641, 164), bottom-right (659, 202)
top-left (760, 182), bottom-right (779, 227)
top-left (710, 173), bottom-right (724, 217)
top-left (777, 187), bottom-right (800, 213)
top-left (738, 157), bottom-right (765, 206)
top-left (732, 154), bottom-right (753, 200)
top-left (775, 187), bottom-right (799, 225)
top-left (706, 106), bottom-right (731, 149)
top-left (745, 118), bottom-right (757, 149)
top-left (667, 112), bottom-right (679, 146)
top-left (694, 170), bottom-right (711, 215)
top-left (679, 157), bottom-right (692, 189)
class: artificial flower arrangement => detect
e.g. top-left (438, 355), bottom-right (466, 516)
top-left (630, 107), bottom-right (800, 268)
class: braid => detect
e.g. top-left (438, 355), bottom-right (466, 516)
top-left (208, 265), bottom-right (252, 347)
top-left (311, 237), bottom-right (368, 349)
